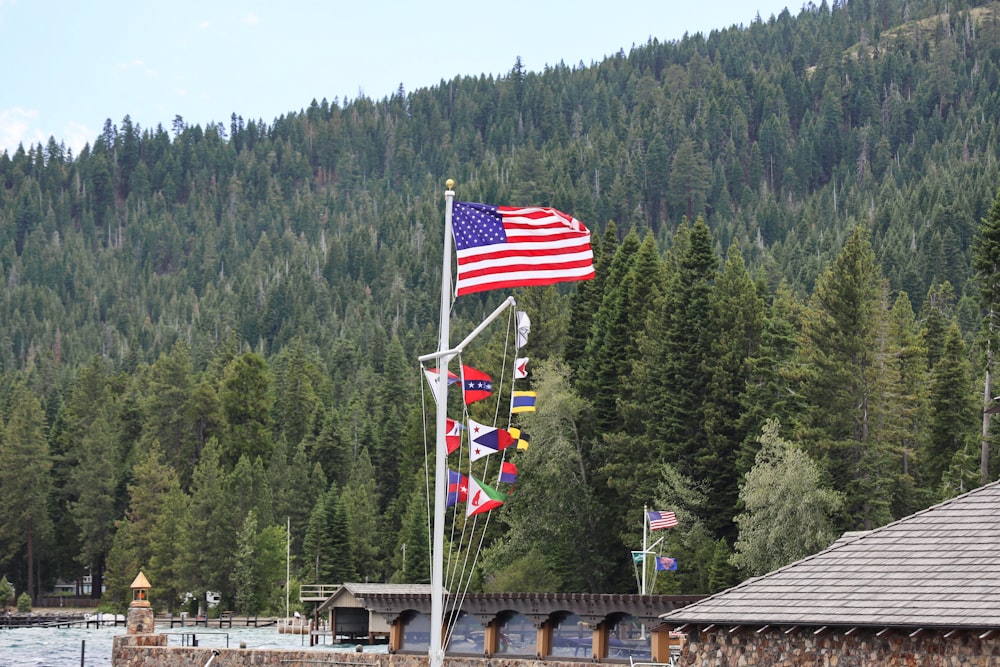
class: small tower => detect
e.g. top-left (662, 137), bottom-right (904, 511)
top-left (113, 571), bottom-right (168, 658)
top-left (126, 571), bottom-right (154, 634)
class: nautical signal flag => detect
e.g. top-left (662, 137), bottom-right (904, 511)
top-left (655, 556), bottom-right (678, 571)
top-left (423, 367), bottom-right (459, 404)
top-left (499, 461), bottom-right (518, 485)
top-left (468, 418), bottom-right (516, 462)
top-left (462, 365), bottom-right (493, 405)
top-left (509, 427), bottom-right (530, 451)
top-left (647, 510), bottom-right (679, 530)
top-left (511, 391), bottom-right (537, 413)
top-left (447, 468), bottom-right (468, 508)
top-left (516, 311), bottom-right (531, 350)
top-left (514, 357), bottom-right (529, 379)
top-left (451, 202), bottom-right (594, 297)
top-left (467, 475), bottom-right (506, 517)
top-left (445, 418), bottom-right (464, 455)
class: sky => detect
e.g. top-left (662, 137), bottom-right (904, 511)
top-left (0, 0), bottom-right (794, 156)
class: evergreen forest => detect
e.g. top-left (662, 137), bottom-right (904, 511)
top-left (5, 0), bottom-right (1000, 613)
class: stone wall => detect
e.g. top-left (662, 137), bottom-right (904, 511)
top-left (678, 626), bottom-right (1000, 667)
top-left (112, 643), bottom-right (600, 667)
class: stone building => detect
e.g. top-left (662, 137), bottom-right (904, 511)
top-left (659, 479), bottom-right (1000, 666)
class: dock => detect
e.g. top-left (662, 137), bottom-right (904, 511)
top-left (156, 612), bottom-right (279, 629)
top-left (2, 611), bottom-right (277, 630)
top-left (1, 612), bottom-right (125, 629)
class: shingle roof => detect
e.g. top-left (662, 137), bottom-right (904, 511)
top-left (339, 583), bottom-right (435, 596)
top-left (661, 479), bottom-right (1000, 629)
top-left (316, 583), bottom-right (436, 611)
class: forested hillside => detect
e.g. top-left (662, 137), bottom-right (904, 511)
top-left (3, 0), bottom-right (1000, 611)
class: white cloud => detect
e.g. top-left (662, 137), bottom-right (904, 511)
top-left (0, 107), bottom-right (44, 154)
top-left (117, 58), bottom-right (145, 71)
top-left (199, 20), bottom-right (211, 29)
top-left (242, 13), bottom-right (258, 24)
top-left (61, 121), bottom-right (93, 156)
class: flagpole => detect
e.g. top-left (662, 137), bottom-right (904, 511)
top-left (429, 179), bottom-right (456, 667)
top-left (642, 505), bottom-right (648, 595)
top-left (286, 515), bottom-right (290, 624)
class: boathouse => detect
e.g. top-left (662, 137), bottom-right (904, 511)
top-left (659, 478), bottom-right (1000, 666)
top-left (316, 582), bottom-right (433, 644)
top-left (317, 585), bottom-right (701, 661)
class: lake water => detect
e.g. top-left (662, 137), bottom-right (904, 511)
top-left (0, 624), bottom-right (387, 666)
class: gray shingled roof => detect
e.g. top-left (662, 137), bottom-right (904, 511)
top-left (338, 583), bottom-right (435, 596)
top-left (661, 479), bottom-right (1000, 629)
top-left (316, 583), bottom-right (436, 612)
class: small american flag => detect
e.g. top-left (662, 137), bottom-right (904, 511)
top-left (647, 510), bottom-right (678, 530)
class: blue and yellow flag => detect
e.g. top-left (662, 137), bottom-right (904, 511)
top-left (511, 391), bottom-right (537, 413)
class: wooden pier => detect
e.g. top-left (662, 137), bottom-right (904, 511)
top-left (1, 612), bottom-right (126, 629)
top-left (157, 611), bottom-right (278, 629)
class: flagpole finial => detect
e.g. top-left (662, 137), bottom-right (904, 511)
top-left (446, 178), bottom-right (455, 190)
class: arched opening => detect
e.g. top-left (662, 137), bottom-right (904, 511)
top-left (496, 611), bottom-right (536, 656)
top-left (447, 612), bottom-right (485, 654)
top-left (551, 612), bottom-right (591, 658)
top-left (606, 613), bottom-right (651, 661)
top-left (400, 611), bottom-right (430, 653)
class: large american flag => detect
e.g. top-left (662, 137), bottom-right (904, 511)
top-left (647, 510), bottom-right (678, 530)
top-left (451, 201), bottom-right (594, 296)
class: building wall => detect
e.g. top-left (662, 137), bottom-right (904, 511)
top-left (678, 626), bottom-right (1000, 667)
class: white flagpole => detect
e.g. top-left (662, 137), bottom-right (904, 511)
top-left (429, 179), bottom-right (456, 667)
top-left (641, 505), bottom-right (648, 595)
top-left (286, 515), bottom-right (290, 624)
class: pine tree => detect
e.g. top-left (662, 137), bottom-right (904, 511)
top-left (110, 442), bottom-right (187, 607)
top-left (972, 187), bottom-right (1000, 483)
top-left (271, 338), bottom-right (324, 450)
top-left (592, 232), bottom-right (668, 543)
top-left (141, 341), bottom-right (198, 485)
top-left (391, 477), bottom-right (430, 584)
top-left (736, 281), bottom-right (805, 473)
top-left (341, 449), bottom-right (382, 581)
top-left (643, 219), bottom-right (717, 484)
top-left (182, 438), bottom-right (236, 606)
top-left (576, 229), bottom-right (642, 433)
top-left (883, 292), bottom-right (934, 517)
top-left (925, 323), bottom-right (978, 489)
top-left (56, 357), bottom-right (119, 599)
top-left (0, 385), bottom-right (53, 600)
top-left (234, 510), bottom-right (260, 614)
top-left (302, 484), bottom-right (356, 584)
top-left (67, 406), bottom-right (118, 599)
top-left (792, 225), bottom-right (892, 529)
top-left (221, 352), bottom-right (274, 468)
top-left (698, 244), bottom-right (765, 538)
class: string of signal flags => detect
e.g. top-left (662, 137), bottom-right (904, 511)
top-left (422, 309), bottom-right (536, 518)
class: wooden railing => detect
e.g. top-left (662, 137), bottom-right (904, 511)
top-left (299, 584), bottom-right (340, 601)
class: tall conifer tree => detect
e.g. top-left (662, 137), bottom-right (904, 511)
top-left (0, 386), bottom-right (53, 600)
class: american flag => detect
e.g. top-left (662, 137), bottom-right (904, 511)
top-left (647, 510), bottom-right (678, 530)
top-left (451, 202), bottom-right (594, 296)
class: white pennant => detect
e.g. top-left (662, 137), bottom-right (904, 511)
top-left (516, 311), bottom-right (531, 349)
